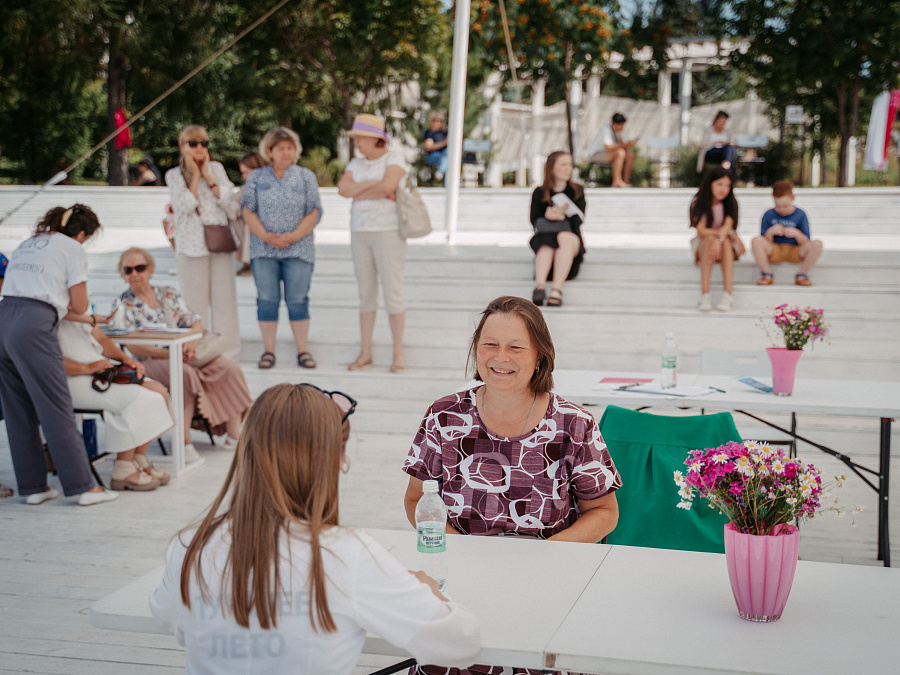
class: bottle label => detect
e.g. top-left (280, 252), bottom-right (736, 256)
top-left (417, 526), bottom-right (446, 553)
top-left (662, 356), bottom-right (676, 369)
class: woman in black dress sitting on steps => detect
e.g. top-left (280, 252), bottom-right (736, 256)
top-left (529, 151), bottom-right (586, 308)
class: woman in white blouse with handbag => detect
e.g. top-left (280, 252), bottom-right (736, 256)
top-left (165, 125), bottom-right (240, 361)
top-left (337, 114), bottom-right (408, 373)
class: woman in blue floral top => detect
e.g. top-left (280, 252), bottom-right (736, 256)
top-left (114, 247), bottom-right (251, 456)
top-left (241, 127), bottom-right (322, 370)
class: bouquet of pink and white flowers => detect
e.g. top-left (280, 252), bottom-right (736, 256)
top-left (674, 440), bottom-right (854, 536)
top-left (760, 304), bottom-right (829, 351)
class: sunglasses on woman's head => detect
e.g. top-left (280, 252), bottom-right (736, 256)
top-left (298, 383), bottom-right (357, 423)
top-left (186, 140), bottom-right (209, 148)
top-left (122, 264), bottom-right (148, 275)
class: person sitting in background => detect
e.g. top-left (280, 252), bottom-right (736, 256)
top-left (133, 155), bottom-right (161, 186)
top-left (423, 112), bottom-right (449, 182)
top-left (150, 383), bottom-right (480, 673)
top-left (0, 205), bottom-right (118, 506)
top-left (234, 151), bottom-right (268, 277)
top-left (751, 179), bottom-right (823, 286)
top-left (697, 111), bottom-right (736, 179)
top-left (588, 112), bottom-right (635, 187)
top-left (114, 246), bottom-right (251, 457)
top-left (58, 319), bottom-right (174, 491)
top-left (690, 166), bottom-right (740, 312)
top-left (529, 151), bottom-right (586, 308)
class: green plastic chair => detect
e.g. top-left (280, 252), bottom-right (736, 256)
top-left (598, 405), bottom-right (743, 553)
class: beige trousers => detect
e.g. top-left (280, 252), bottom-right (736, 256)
top-left (350, 229), bottom-right (407, 314)
top-left (176, 252), bottom-right (240, 361)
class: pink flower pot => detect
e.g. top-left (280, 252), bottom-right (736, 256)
top-left (766, 347), bottom-right (803, 396)
top-left (723, 523), bottom-right (800, 622)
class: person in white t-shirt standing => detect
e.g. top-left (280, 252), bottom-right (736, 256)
top-left (0, 205), bottom-right (118, 506)
top-left (338, 114), bottom-right (409, 373)
top-left (150, 383), bottom-right (480, 674)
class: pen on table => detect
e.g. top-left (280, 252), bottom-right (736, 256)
top-left (708, 386), bottom-right (726, 393)
top-left (616, 383), bottom-right (641, 390)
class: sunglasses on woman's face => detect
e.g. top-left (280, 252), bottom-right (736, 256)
top-left (122, 264), bottom-right (148, 275)
top-left (298, 383), bottom-right (357, 423)
top-left (186, 140), bottom-right (209, 148)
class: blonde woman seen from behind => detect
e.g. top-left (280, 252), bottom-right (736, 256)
top-left (165, 125), bottom-right (240, 361)
top-left (337, 114), bottom-right (408, 373)
top-left (150, 383), bottom-right (480, 674)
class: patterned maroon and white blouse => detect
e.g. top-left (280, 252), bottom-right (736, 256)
top-left (403, 387), bottom-right (621, 539)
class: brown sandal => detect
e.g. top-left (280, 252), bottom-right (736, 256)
top-left (258, 351), bottom-right (276, 369)
top-left (757, 274), bottom-right (773, 286)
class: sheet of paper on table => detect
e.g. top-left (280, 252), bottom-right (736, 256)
top-left (550, 193), bottom-right (586, 221)
top-left (612, 384), bottom-right (716, 398)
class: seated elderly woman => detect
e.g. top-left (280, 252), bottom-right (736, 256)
top-left (403, 296), bottom-right (620, 675)
top-left (57, 319), bottom-right (174, 490)
top-left (113, 247), bottom-right (251, 456)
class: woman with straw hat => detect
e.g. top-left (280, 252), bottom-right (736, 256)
top-left (337, 113), bottom-right (410, 373)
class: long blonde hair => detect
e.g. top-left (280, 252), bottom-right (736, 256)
top-left (179, 384), bottom-right (346, 631)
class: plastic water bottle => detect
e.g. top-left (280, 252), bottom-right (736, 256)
top-left (415, 479), bottom-right (448, 592)
top-left (661, 332), bottom-right (677, 389)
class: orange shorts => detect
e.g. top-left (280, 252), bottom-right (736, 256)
top-left (769, 243), bottom-right (803, 264)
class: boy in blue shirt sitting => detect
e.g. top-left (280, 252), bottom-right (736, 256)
top-left (751, 180), bottom-right (823, 286)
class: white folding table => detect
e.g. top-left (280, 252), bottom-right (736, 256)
top-left (90, 529), bottom-right (900, 673)
top-left (109, 328), bottom-right (203, 477)
top-left (552, 370), bottom-right (900, 566)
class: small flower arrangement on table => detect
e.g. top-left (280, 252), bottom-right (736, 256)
top-left (759, 304), bottom-right (829, 351)
top-left (674, 440), bottom-right (855, 536)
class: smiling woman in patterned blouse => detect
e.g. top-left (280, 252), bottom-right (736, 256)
top-left (242, 127), bottom-right (323, 370)
top-left (402, 296), bottom-right (621, 675)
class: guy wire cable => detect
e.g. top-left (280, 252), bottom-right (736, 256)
top-left (0, 0), bottom-right (293, 226)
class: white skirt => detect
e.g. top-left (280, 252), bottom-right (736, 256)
top-left (67, 376), bottom-right (174, 454)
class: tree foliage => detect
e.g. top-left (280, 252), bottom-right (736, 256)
top-left (727, 0), bottom-right (900, 185)
top-left (0, 0), bottom-right (449, 185)
top-left (470, 0), bottom-right (619, 153)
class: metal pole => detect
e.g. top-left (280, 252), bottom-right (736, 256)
top-left (444, 0), bottom-right (471, 245)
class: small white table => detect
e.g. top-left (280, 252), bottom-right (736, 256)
top-left (552, 370), bottom-right (900, 566)
top-left (109, 329), bottom-right (203, 477)
top-left (546, 544), bottom-right (900, 675)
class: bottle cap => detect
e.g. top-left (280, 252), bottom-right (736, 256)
top-left (423, 479), bottom-right (439, 493)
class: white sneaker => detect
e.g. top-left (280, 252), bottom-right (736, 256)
top-left (26, 487), bottom-right (59, 505)
top-left (716, 293), bottom-right (734, 312)
top-left (698, 294), bottom-right (713, 312)
top-left (184, 443), bottom-right (200, 461)
top-left (78, 488), bottom-right (119, 506)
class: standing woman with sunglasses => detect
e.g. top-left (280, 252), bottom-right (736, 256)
top-left (0, 205), bottom-right (118, 505)
top-left (165, 125), bottom-right (240, 361)
top-left (151, 383), bottom-right (479, 673)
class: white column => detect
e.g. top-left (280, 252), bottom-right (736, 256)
top-left (679, 62), bottom-right (692, 146)
top-left (526, 79), bottom-right (546, 187)
top-left (486, 97), bottom-right (502, 188)
top-left (587, 74), bottom-right (601, 99)
top-left (443, 0), bottom-right (471, 244)
top-left (658, 70), bottom-right (672, 188)
top-left (811, 151), bottom-right (821, 187)
top-left (845, 137), bottom-right (857, 186)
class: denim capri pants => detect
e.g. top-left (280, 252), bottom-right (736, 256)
top-left (251, 257), bottom-right (313, 322)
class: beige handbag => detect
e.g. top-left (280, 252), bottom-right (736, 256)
top-left (187, 331), bottom-right (226, 368)
top-left (396, 174), bottom-right (432, 239)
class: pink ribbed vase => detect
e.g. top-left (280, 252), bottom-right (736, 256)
top-left (723, 523), bottom-right (800, 622)
top-left (766, 347), bottom-right (803, 396)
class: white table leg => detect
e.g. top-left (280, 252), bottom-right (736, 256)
top-left (169, 346), bottom-right (185, 476)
